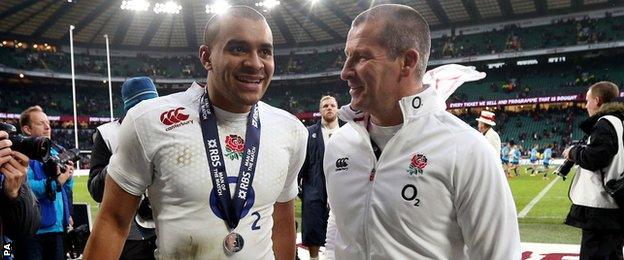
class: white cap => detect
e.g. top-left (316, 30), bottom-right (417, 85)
top-left (476, 110), bottom-right (496, 126)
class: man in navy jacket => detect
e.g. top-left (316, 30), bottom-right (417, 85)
top-left (299, 96), bottom-right (340, 260)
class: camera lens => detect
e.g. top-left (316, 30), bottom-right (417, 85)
top-left (10, 134), bottom-right (51, 161)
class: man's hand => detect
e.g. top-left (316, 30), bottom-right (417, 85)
top-left (0, 130), bottom-right (12, 165)
top-left (563, 146), bottom-right (573, 160)
top-left (57, 161), bottom-right (74, 186)
top-left (1, 151), bottom-right (30, 200)
top-left (66, 161), bottom-right (75, 178)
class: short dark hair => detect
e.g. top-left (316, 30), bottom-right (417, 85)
top-left (203, 6), bottom-right (267, 48)
top-left (352, 4), bottom-right (431, 79)
top-left (589, 81), bottom-right (620, 103)
top-left (19, 105), bottom-right (43, 128)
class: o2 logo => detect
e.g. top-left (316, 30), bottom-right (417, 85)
top-left (210, 176), bottom-right (261, 230)
top-left (402, 184), bottom-right (420, 207)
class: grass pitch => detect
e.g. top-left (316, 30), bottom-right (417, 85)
top-left (72, 165), bottom-right (582, 244)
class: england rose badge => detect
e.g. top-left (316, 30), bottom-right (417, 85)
top-left (407, 154), bottom-right (427, 176)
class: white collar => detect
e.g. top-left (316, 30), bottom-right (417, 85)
top-left (338, 86), bottom-right (446, 126)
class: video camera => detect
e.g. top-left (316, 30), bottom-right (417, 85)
top-left (0, 122), bottom-right (51, 162)
top-left (49, 147), bottom-right (83, 173)
top-left (554, 135), bottom-right (588, 181)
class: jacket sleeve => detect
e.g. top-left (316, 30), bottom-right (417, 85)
top-left (297, 125), bottom-right (314, 196)
top-left (0, 181), bottom-right (40, 240)
top-left (297, 143), bottom-right (310, 198)
top-left (324, 210), bottom-right (337, 259)
top-left (88, 130), bottom-right (112, 203)
top-left (569, 119), bottom-right (618, 171)
top-left (454, 134), bottom-right (521, 259)
top-left (27, 162), bottom-right (50, 198)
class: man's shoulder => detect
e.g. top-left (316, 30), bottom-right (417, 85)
top-left (306, 122), bottom-right (321, 133)
top-left (127, 87), bottom-right (201, 122)
top-left (429, 112), bottom-right (493, 152)
top-left (96, 120), bottom-right (120, 132)
top-left (428, 111), bottom-right (480, 138)
top-left (325, 122), bottom-right (357, 146)
top-left (487, 128), bottom-right (501, 140)
top-left (259, 102), bottom-right (305, 131)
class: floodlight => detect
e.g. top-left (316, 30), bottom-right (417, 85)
top-left (255, 0), bottom-right (280, 9)
top-left (206, 0), bottom-right (231, 14)
top-left (154, 1), bottom-right (182, 14)
top-left (121, 0), bottom-right (150, 11)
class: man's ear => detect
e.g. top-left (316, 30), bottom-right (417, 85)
top-left (593, 94), bottom-right (603, 107)
top-left (21, 125), bottom-right (31, 136)
top-left (400, 49), bottom-right (419, 77)
top-left (199, 45), bottom-right (212, 71)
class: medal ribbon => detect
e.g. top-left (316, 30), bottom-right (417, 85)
top-left (199, 92), bottom-right (261, 230)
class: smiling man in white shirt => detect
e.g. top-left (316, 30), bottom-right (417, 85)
top-left (324, 4), bottom-right (520, 259)
top-left (84, 6), bottom-right (307, 260)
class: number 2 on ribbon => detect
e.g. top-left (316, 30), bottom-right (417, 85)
top-left (251, 211), bottom-right (261, 230)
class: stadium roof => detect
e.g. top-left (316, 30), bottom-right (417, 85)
top-left (0, 0), bottom-right (620, 51)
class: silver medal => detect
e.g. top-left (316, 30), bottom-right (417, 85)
top-left (223, 232), bottom-right (244, 255)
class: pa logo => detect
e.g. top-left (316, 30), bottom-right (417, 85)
top-left (335, 157), bottom-right (349, 172)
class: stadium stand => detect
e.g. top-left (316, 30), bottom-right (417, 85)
top-left (2, 13), bottom-right (624, 78)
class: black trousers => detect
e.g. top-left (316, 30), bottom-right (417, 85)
top-left (581, 229), bottom-right (624, 260)
top-left (15, 232), bottom-right (64, 260)
top-left (120, 237), bottom-right (157, 260)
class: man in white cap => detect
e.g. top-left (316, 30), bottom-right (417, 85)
top-left (476, 110), bottom-right (501, 156)
top-left (88, 76), bottom-right (159, 259)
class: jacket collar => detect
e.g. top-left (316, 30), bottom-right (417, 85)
top-left (580, 102), bottom-right (624, 134)
top-left (398, 85), bottom-right (447, 122)
top-left (338, 85), bottom-right (446, 127)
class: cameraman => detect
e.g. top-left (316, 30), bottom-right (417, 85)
top-left (16, 106), bottom-right (74, 260)
top-left (1, 130), bottom-right (39, 256)
top-left (563, 81), bottom-right (624, 259)
top-left (88, 77), bottom-right (158, 259)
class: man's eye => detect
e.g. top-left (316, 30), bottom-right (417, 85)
top-left (230, 46), bottom-right (245, 53)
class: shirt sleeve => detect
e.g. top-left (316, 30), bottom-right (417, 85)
top-left (107, 115), bottom-right (153, 197)
top-left (570, 119), bottom-right (618, 171)
top-left (88, 130), bottom-right (112, 202)
top-left (453, 133), bottom-right (521, 259)
top-left (277, 123), bottom-right (308, 202)
top-left (27, 163), bottom-right (48, 198)
top-left (324, 210), bottom-right (337, 259)
top-left (0, 181), bottom-right (40, 241)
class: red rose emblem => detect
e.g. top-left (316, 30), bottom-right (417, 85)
top-left (225, 135), bottom-right (245, 153)
top-left (411, 154), bottom-right (427, 169)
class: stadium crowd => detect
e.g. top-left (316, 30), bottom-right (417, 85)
top-left (1, 12), bottom-right (623, 79)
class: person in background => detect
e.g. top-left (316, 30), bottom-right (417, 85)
top-left (17, 105), bottom-right (74, 260)
top-left (508, 143), bottom-right (521, 177)
top-left (501, 142), bottom-right (510, 175)
top-left (88, 77), bottom-right (159, 259)
top-left (528, 144), bottom-right (539, 176)
top-left (476, 110), bottom-right (501, 156)
top-left (299, 95), bottom-right (340, 260)
top-left (563, 81), bottom-right (624, 259)
top-left (537, 144), bottom-right (553, 180)
top-left (0, 129), bottom-right (39, 259)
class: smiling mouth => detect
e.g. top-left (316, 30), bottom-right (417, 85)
top-left (236, 76), bottom-right (263, 84)
top-left (348, 81), bottom-right (363, 90)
